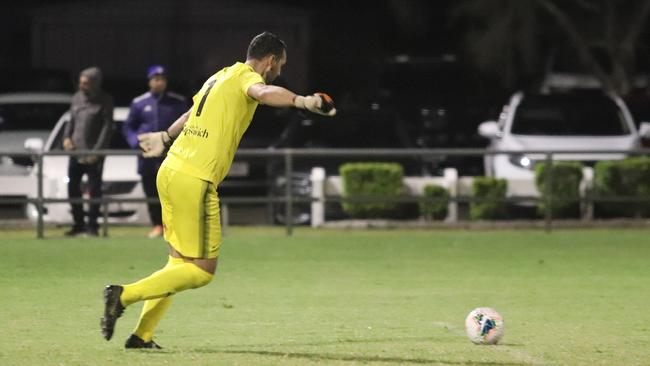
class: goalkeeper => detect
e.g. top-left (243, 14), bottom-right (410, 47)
top-left (101, 31), bottom-right (336, 349)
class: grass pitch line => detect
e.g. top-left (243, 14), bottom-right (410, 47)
top-left (432, 322), bottom-right (552, 366)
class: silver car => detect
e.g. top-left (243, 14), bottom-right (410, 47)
top-left (0, 92), bottom-right (72, 209)
top-left (23, 107), bottom-right (148, 224)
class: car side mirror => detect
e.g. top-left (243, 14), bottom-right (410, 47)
top-left (478, 121), bottom-right (503, 139)
top-left (639, 122), bottom-right (650, 138)
top-left (24, 137), bottom-right (44, 152)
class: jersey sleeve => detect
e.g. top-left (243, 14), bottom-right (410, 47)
top-left (240, 70), bottom-right (265, 97)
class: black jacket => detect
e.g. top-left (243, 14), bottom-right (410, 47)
top-left (64, 67), bottom-right (114, 150)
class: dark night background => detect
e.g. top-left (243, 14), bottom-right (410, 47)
top-left (0, 0), bottom-right (465, 96)
top-left (3, 0), bottom-right (650, 166)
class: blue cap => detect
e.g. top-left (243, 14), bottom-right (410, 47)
top-left (147, 65), bottom-right (166, 79)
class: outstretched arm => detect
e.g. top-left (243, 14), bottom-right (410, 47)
top-left (247, 83), bottom-right (336, 116)
top-left (247, 83), bottom-right (296, 107)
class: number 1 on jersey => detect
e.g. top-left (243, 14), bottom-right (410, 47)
top-left (196, 79), bottom-right (216, 117)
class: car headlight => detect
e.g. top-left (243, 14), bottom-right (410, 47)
top-left (508, 154), bottom-right (535, 170)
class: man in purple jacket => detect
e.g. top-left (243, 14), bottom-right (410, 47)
top-left (123, 65), bottom-right (188, 238)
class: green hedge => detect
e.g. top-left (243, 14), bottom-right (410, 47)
top-left (420, 184), bottom-right (449, 220)
top-left (340, 163), bottom-right (404, 218)
top-left (535, 162), bottom-right (583, 218)
top-left (470, 177), bottom-right (507, 220)
top-left (594, 157), bottom-right (650, 217)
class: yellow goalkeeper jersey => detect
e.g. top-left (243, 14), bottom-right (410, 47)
top-left (164, 62), bottom-right (264, 185)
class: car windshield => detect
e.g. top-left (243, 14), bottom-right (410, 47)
top-left (0, 103), bottom-right (70, 131)
top-left (511, 94), bottom-right (631, 136)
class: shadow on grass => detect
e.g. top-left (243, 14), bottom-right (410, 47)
top-left (214, 336), bottom-right (529, 350)
top-left (220, 335), bottom-right (440, 349)
top-left (129, 336), bottom-right (531, 365)
top-left (191, 349), bottom-right (529, 365)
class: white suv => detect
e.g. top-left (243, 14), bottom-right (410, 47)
top-left (24, 107), bottom-right (148, 224)
top-left (478, 91), bottom-right (650, 197)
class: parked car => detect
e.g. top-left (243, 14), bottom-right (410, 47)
top-left (23, 107), bottom-right (150, 224)
top-left (20, 105), bottom-right (290, 225)
top-left (0, 92), bottom-right (73, 216)
top-left (0, 92), bottom-right (72, 166)
top-left (478, 91), bottom-right (650, 196)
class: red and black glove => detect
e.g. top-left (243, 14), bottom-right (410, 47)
top-left (294, 92), bottom-right (337, 116)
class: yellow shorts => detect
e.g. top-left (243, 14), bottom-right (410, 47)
top-left (156, 164), bottom-right (221, 259)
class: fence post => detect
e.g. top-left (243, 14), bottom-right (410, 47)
top-left (284, 149), bottom-right (293, 236)
top-left (580, 166), bottom-right (594, 221)
top-left (36, 152), bottom-right (44, 239)
top-left (443, 168), bottom-right (458, 223)
top-left (310, 167), bottom-right (326, 227)
top-left (544, 152), bottom-right (553, 233)
top-left (102, 198), bottom-right (109, 237)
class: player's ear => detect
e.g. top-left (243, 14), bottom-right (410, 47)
top-left (260, 55), bottom-right (270, 72)
top-left (268, 54), bottom-right (278, 66)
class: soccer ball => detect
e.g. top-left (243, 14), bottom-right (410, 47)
top-left (465, 307), bottom-right (504, 345)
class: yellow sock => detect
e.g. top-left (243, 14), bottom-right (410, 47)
top-left (120, 257), bottom-right (213, 307)
top-left (133, 297), bottom-right (173, 342)
top-left (132, 256), bottom-right (183, 342)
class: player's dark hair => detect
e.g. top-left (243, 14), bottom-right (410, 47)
top-left (247, 32), bottom-right (286, 60)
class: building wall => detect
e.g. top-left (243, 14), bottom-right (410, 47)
top-left (31, 0), bottom-right (311, 96)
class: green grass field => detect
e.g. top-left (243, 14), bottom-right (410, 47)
top-left (1, 227), bottom-right (649, 365)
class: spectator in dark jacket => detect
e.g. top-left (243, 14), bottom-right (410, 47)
top-left (63, 66), bottom-right (114, 236)
top-left (123, 65), bottom-right (188, 238)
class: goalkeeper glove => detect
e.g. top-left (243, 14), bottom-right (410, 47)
top-left (137, 131), bottom-right (173, 158)
top-left (294, 93), bottom-right (337, 116)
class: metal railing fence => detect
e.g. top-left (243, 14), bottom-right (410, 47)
top-left (0, 148), bottom-right (649, 238)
